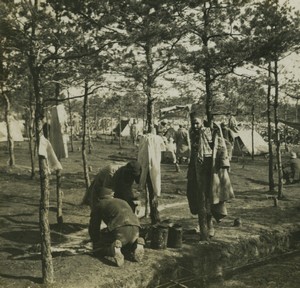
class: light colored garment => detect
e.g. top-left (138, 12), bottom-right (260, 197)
top-left (50, 104), bottom-right (69, 159)
top-left (163, 137), bottom-right (177, 164)
top-left (138, 134), bottom-right (165, 196)
top-left (39, 135), bottom-right (63, 173)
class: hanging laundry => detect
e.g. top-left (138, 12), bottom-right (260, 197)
top-left (138, 133), bottom-right (166, 197)
top-left (39, 135), bottom-right (63, 173)
top-left (49, 104), bottom-right (69, 159)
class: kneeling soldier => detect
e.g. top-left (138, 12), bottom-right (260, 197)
top-left (88, 188), bottom-right (145, 267)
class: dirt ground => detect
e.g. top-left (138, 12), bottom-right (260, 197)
top-left (0, 138), bottom-right (300, 288)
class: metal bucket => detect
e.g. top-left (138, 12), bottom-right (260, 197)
top-left (167, 224), bottom-right (183, 248)
top-left (151, 224), bottom-right (169, 249)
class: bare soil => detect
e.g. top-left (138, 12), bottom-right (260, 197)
top-left (0, 138), bottom-right (300, 288)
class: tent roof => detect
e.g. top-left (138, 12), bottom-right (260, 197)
top-left (0, 121), bottom-right (24, 142)
top-left (233, 129), bottom-right (268, 155)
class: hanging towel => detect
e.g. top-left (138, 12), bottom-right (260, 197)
top-left (50, 104), bottom-right (69, 159)
top-left (39, 135), bottom-right (63, 173)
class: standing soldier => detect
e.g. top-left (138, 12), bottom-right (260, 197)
top-left (174, 124), bottom-right (191, 165)
top-left (130, 119), bottom-right (138, 146)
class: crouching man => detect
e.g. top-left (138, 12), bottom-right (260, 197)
top-left (112, 160), bottom-right (142, 213)
top-left (88, 188), bottom-right (145, 267)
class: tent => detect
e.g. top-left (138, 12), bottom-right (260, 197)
top-left (0, 120), bottom-right (24, 142)
top-left (233, 129), bottom-right (268, 156)
top-left (113, 120), bottom-right (131, 137)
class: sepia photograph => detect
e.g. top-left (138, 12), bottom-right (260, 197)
top-left (0, 0), bottom-right (300, 287)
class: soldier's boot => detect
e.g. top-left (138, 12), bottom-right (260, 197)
top-left (175, 163), bottom-right (180, 172)
top-left (132, 237), bottom-right (145, 262)
top-left (109, 240), bottom-right (124, 267)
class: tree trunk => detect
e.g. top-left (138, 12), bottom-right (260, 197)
top-left (3, 94), bottom-right (15, 166)
top-left (28, 77), bottom-right (36, 179)
top-left (196, 3), bottom-right (211, 241)
top-left (82, 79), bottom-right (91, 194)
top-left (54, 69), bottom-right (63, 224)
top-left (267, 62), bottom-right (275, 193)
top-left (32, 73), bottom-right (54, 284)
top-left (67, 93), bottom-right (74, 153)
top-left (145, 42), bottom-right (155, 134)
top-left (39, 155), bottom-right (54, 283)
top-left (119, 100), bottom-right (122, 148)
top-left (273, 60), bottom-right (284, 198)
top-left (29, 0), bottom-right (54, 283)
top-left (251, 105), bottom-right (255, 160)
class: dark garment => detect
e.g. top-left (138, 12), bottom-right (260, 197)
top-left (112, 163), bottom-right (140, 212)
top-left (283, 158), bottom-right (300, 183)
top-left (89, 198), bottom-right (140, 244)
top-left (174, 127), bottom-right (190, 159)
top-left (83, 165), bottom-right (116, 208)
top-left (187, 124), bottom-right (233, 221)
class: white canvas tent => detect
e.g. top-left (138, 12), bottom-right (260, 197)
top-left (0, 120), bottom-right (24, 142)
top-left (233, 129), bottom-right (268, 156)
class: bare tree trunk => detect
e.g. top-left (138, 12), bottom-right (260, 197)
top-left (82, 79), bottom-right (91, 194)
top-left (32, 74), bottom-right (54, 284)
top-left (54, 65), bottom-right (63, 224)
top-left (28, 77), bottom-right (36, 179)
top-left (119, 100), bottom-right (122, 149)
top-left (145, 42), bottom-right (155, 134)
top-left (251, 105), bottom-right (255, 160)
top-left (3, 94), bottom-right (15, 166)
top-left (296, 98), bottom-right (299, 122)
top-left (267, 62), bottom-right (275, 193)
top-left (196, 3), bottom-right (211, 241)
top-left (39, 155), bottom-right (54, 283)
top-left (273, 60), bottom-right (284, 199)
top-left (28, 106), bottom-right (36, 179)
top-left (29, 0), bottom-right (54, 281)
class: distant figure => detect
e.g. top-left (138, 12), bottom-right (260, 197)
top-left (112, 160), bottom-right (141, 212)
top-left (89, 188), bottom-right (145, 267)
top-left (155, 120), bottom-right (167, 136)
top-left (174, 124), bottom-right (190, 164)
top-left (130, 120), bottom-right (138, 146)
top-left (163, 136), bottom-right (179, 172)
top-left (283, 151), bottom-right (300, 184)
